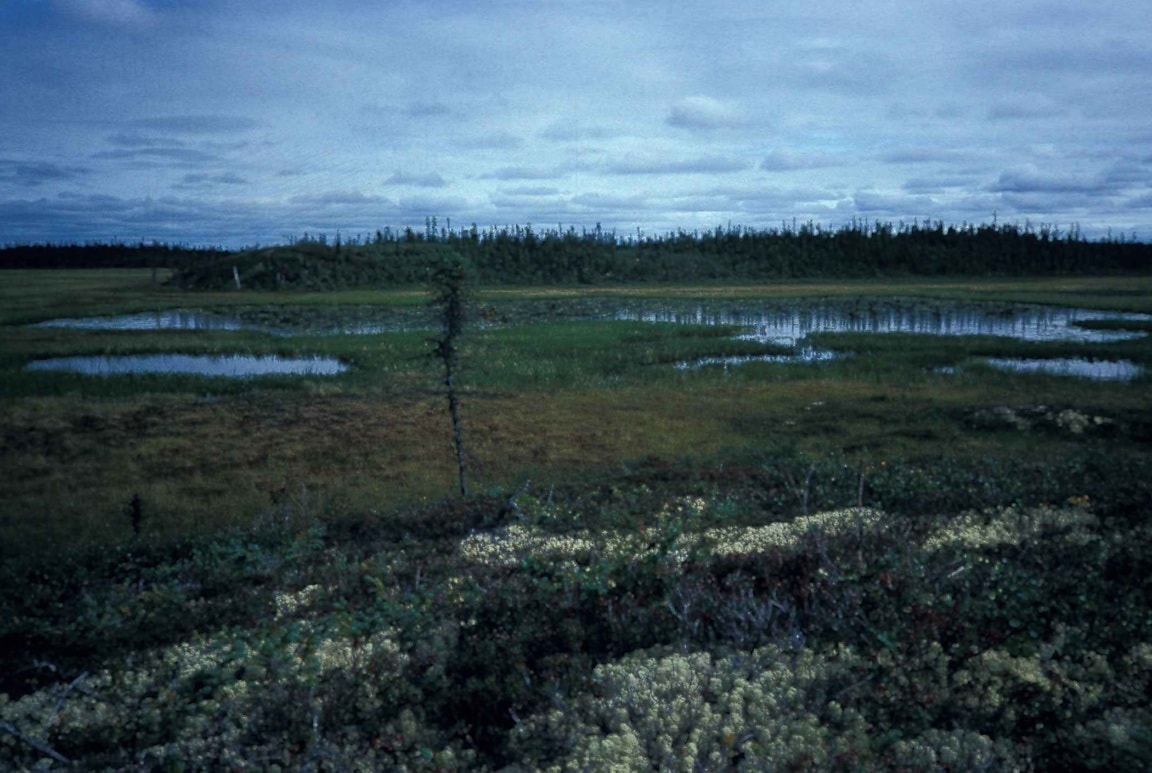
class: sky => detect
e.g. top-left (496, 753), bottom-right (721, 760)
top-left (2, 0), bottom-right (1151, 247)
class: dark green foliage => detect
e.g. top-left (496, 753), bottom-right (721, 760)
top-left (125, 493), bottom-right (143, 538)
top-left (4, 446), bottom-right (1150, 768)
top-left (427, 252), bottom-right (473, 497)
top-left (166, 239), bottom-right (458, 290)
top-left (0, 241), bottom-right (226, 270)
top-left (140, 218), bottom-right (1152, 290)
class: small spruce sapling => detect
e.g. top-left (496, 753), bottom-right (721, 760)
top-left (125, 493), bottom-right (143, 537)
top-left (428, 252), bottom-right (472, 497)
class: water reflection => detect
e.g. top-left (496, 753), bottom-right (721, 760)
top-left (983, 358), bottom-right (1143, 381)
top-left (30, 311), bottom-right (264, 333)
top-left (29, 300), bottom-right (1150, 344)
top-left (676, 348), bottom-right (840, 370)
top-left (28, 307), bottom-right (428, 336)
top-left (25, 354), bottom-right (347, 377)
top-left (613, 302), bottom-right (1150, 345)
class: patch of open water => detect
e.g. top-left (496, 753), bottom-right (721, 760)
top-left (27, 307), bottom-right (427, 336)
top-left (22, 298), bottom-right (1148, 379)
top-left (982, 357), bottom-right (1143, 381)
top-left (610, 301), bottom-right (1150, 345)
top-left (25, 354), bottom-right (347, 377)
top-left (26, 299), bottom-right (1152, 344)
top-left (30, 311), bottom-right (273, 333)
top-left (675, 347), bottom-right (841, 370)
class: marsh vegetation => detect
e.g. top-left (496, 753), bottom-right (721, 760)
top-left (1, 257), bottom-right (1151, 768)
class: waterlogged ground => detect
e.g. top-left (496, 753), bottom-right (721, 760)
top-left (23, 296), bottom-right (1151, 379)
top-left (983, 356), bottom-right (1144, 381)
top-left (3, 276), bottom-right (1152, 767)
top-left (29, 296), bottom-right (1152, 342)
top-left (25, 353), bottom-right (348, 377)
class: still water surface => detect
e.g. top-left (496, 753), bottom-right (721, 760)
top-left (31, 311), bottom-right (265, 333)
top-left (25, 354), bottom-right (347, 377)
top-left (983, 357), bottom-right (1142, 381)
top-left (28, 299), bottom-right (1152, 343)
top-left (23, 299), bottom-right (1148, 379)
top-left (611, 301), bottom-right (1149, 345)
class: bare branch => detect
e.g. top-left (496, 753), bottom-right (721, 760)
top-left (0, 720), bottom-right (70, 764)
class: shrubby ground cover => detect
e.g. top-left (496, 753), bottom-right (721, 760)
top-left (2, 449), bottom-right (1151, 770)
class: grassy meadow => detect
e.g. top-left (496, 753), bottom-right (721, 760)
top-left (2, 269), bottom-right (1151, 769)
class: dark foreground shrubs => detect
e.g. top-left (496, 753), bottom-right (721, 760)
top-left (2, 451), bottom-right (1150, 769)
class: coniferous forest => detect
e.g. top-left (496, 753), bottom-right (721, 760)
top-left (3, 218), bottom-right (1150, 288)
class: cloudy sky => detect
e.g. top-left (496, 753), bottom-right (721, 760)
top-left (2, 0), bottom-right (1151, 247)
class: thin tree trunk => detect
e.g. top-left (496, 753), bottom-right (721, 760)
top-left (445, 364), bottom-right (467, 497)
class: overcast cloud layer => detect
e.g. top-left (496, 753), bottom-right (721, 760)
top-left (2, 0), bottom-right (1151, 246)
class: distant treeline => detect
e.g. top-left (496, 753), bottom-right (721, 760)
top-left (404, 218), bottom-right (1152, 282)
top-left (0, 241), bottom-right (228, 270)
top-left (4, 219), bottom-right (1151, 286)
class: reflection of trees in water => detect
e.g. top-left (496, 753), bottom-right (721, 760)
top-left (32, 311), bottom-right (250, 332)
top-left (984, 357), bottom-right (1142, 381)
top-left (25, 354), bottom-right (347, 377)
top-left (30, 299), bottom-right (1152, 342)
top-left (612, 301), bottom-right (1149, 344)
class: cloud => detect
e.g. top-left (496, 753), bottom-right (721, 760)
top-left (91, 147), bottom-right (220, 166)
top-left (395, 194), bottom-right (471, 215)
top-left (572, 191), bottom-right (660, 212)
top-left (666, 96), bottom-right (745, 130)
top-left (0, 159), bottom-right (90, 187)
top-left (404, 102), bottom-right (452, 118)
top-left (128, 116), bottom-right (258, 134)
top-left (4, 1), bottom-right (1151, 246)
top-left (289, 190), bottom-right (390, 207)
top-left (479, 166), bottom-right (567, 181)
top-left (903, 176), bottom-right (977, 194)
top-left (1125, 192), bottom-right (1152, 209)
top-left (106, 133), bottom-right (186, 148)
top-left (881, 148), bottom-right (974, 165)
top-left (1101, 159), bottom-right (1152, 187)
top-left (385, 172), bottom-right (448, 188)
top-left (501, 186), bottom-right (562, 196)
top-left (0, 192), bottom-right (268, 246)
top-left (538, 120), bottom-right (617, 142)
top-left (991, 167), bottom-right (1107, 195)
top-left (992, 39), bottom-right (1152, 78)
top-left (759, 151), bottom-right (837, 171)
top-left (462, 132), bottom-right (525, 150)
top-left (849, 190), bottom-right (941, 217)
top-left (53, 0), bottom-right (155, 29)
top-left (175, 173), bottom-right (249, 189)
top-left (795, 58), bottom-right (886, 94)
top-left (987, 99), bottom-right (1064, 121)
top-left (718, 185), bottom-right (844, 210)
top-left (488, 194), bottom-right (563, 211)
top-left (607, 156), bottom-right (748, 175)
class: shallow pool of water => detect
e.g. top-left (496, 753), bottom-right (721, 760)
top-left (25, 354), bottom-right (347, 377)
top-left (612, 301), bottom-right (1150, 345)
top-left (27, 307), bottom-right (429, 336)
top-left (29, 311), bottom-right (268, 333)
top-left (982, 357), bottom-right (1143, 381)
top-left (27, 300), bottom-right (1152, 345)
top-left (676, 348), bottom-right (841, 370)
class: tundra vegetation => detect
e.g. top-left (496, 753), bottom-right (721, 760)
top-left (1, 224), bottom-right (1151, 769)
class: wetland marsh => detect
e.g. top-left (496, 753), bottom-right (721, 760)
top-left (2, 271), bottom-right (1150, 552)
top-left (2, 268), bottom-right (1151, 769)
